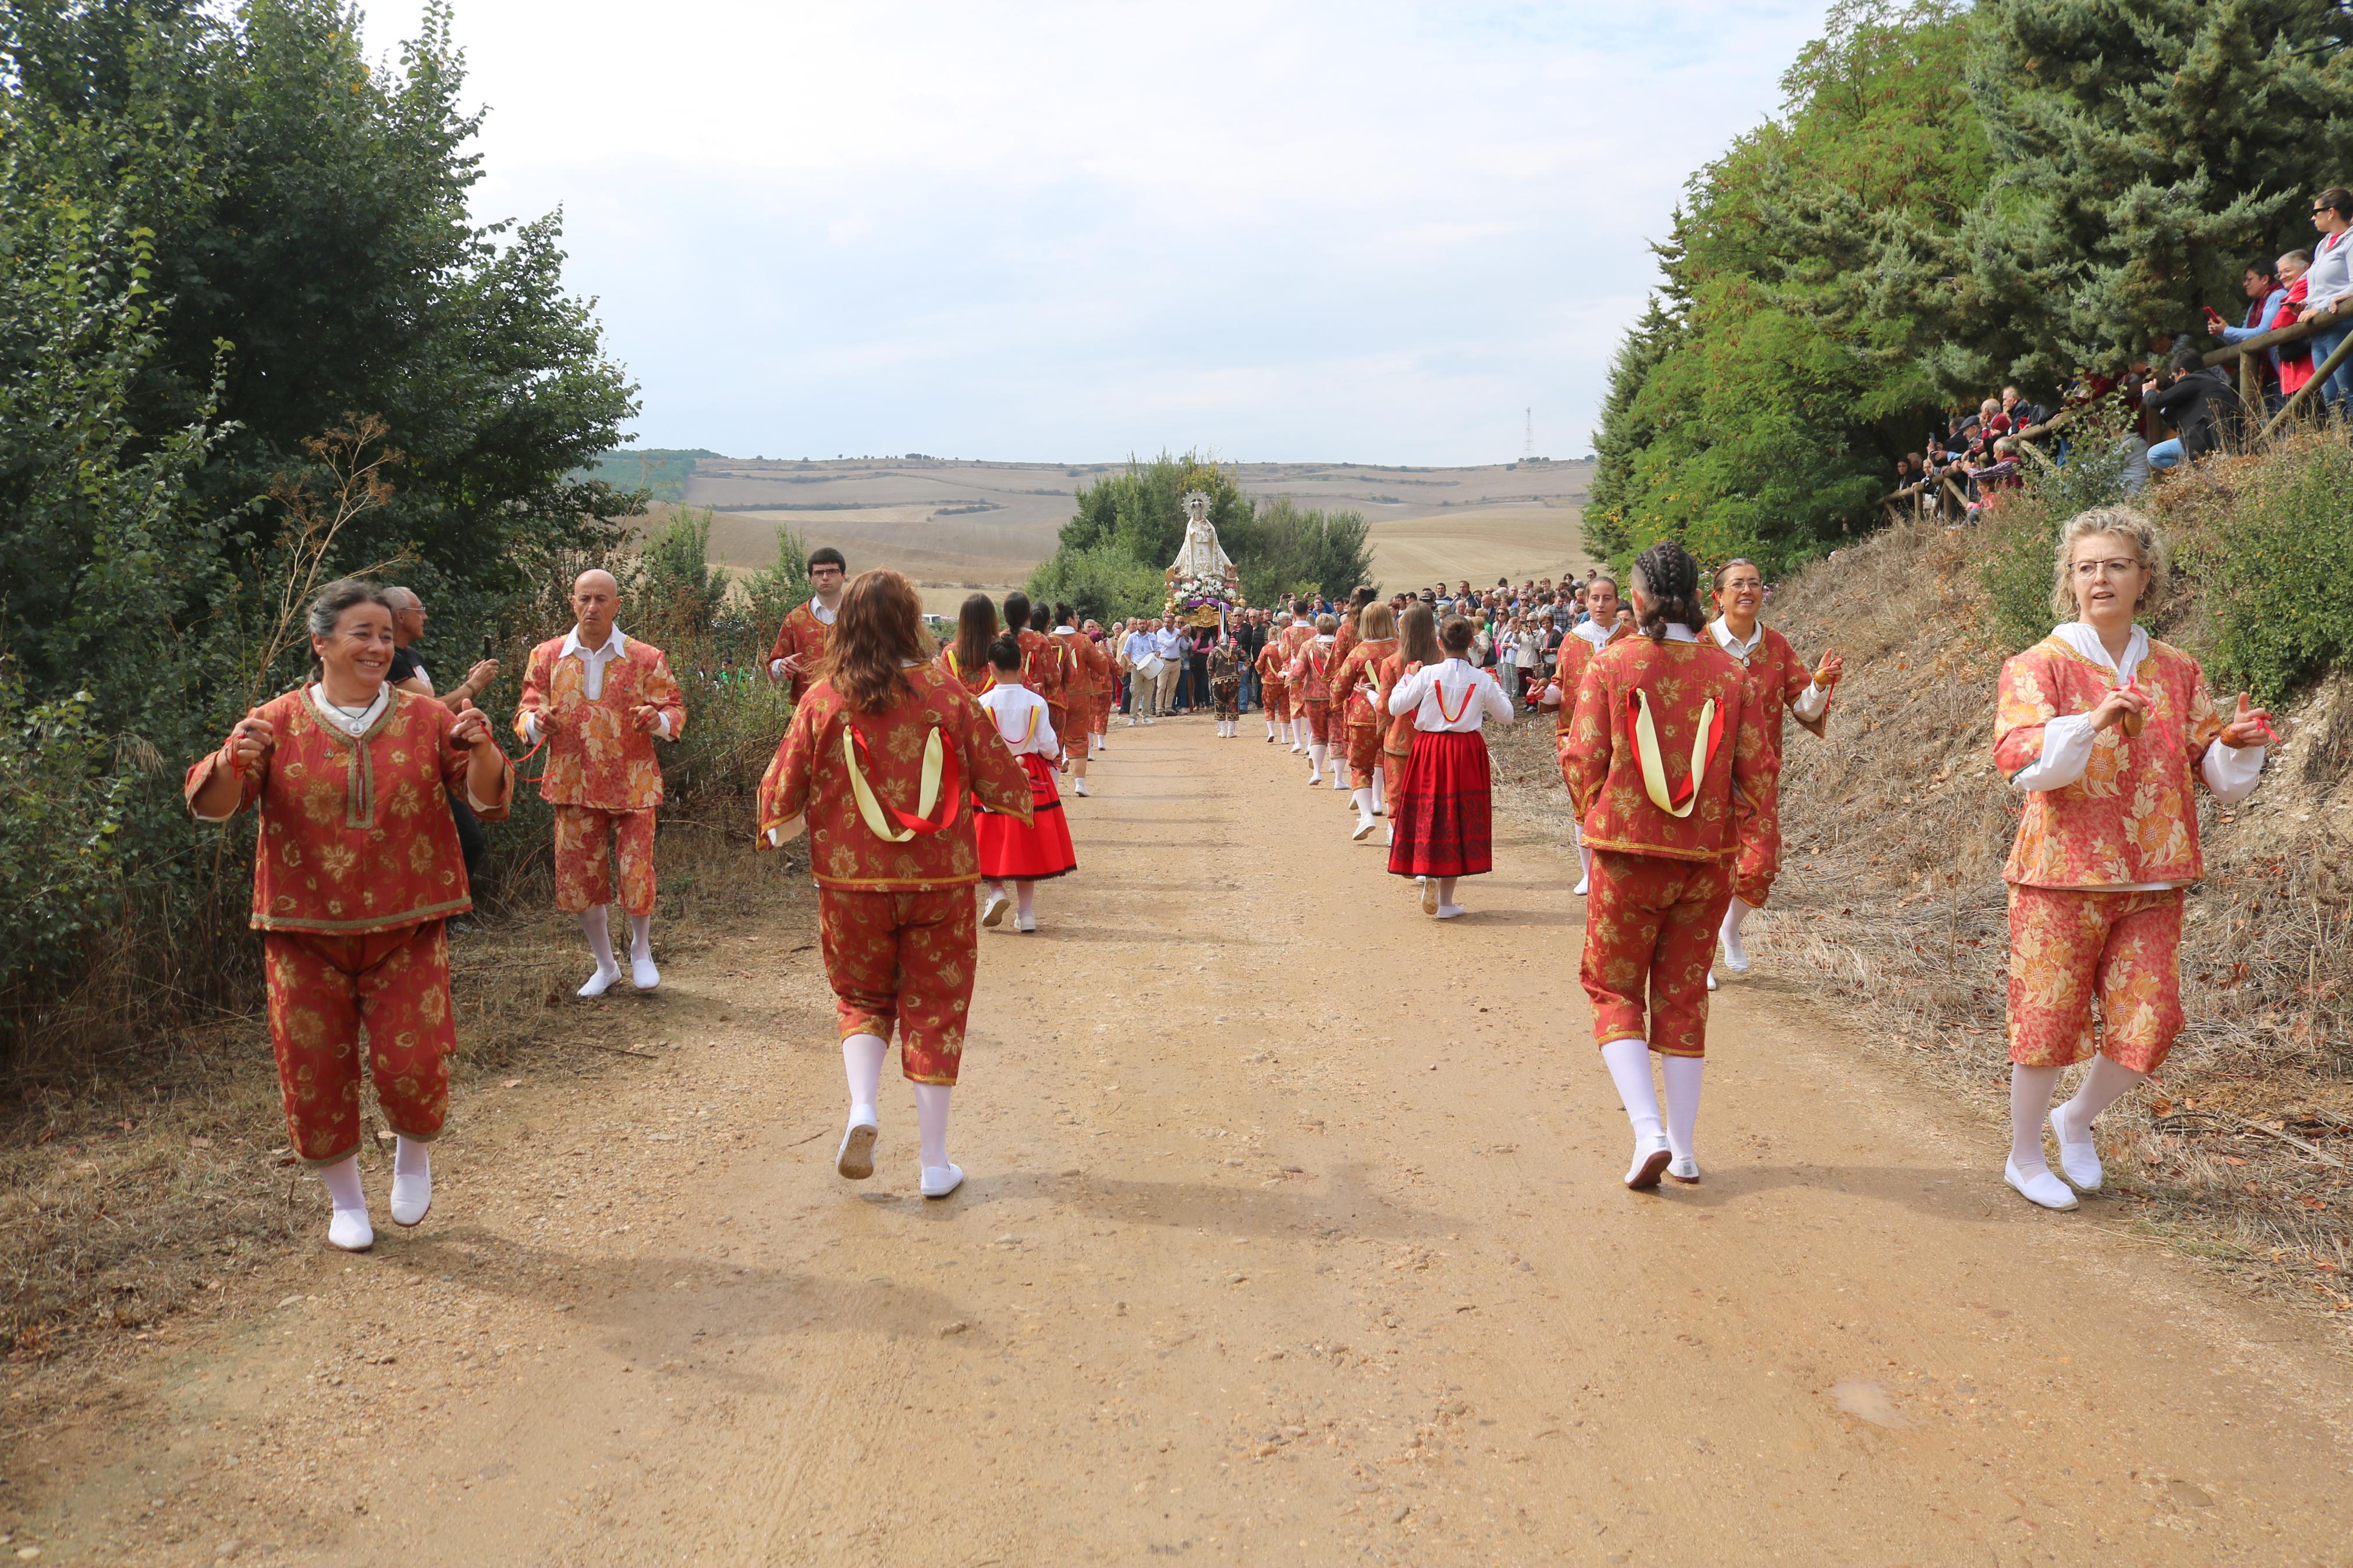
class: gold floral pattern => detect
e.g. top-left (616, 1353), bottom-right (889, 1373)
top-left (554, 805), bottom-right (658, 915)
top-left (264, 923), bottom-right (453, 1164)
top-left (514, 635), bottom-right (686, 812)
top-left (2006, 884), bottom-right (2185, 1072)
top-left (817, 887), bottom-right (980, 1083)
top-left (1580, 850), bottom-right (1734, 1057)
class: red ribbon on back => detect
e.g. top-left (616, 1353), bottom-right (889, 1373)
top-left (1624, 690), bottom-right (1726, 811)
top-left (847, 723), bottom-right (964, 836)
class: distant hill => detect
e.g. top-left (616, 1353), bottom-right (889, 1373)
top-left (578, 447), bottom-right (726, 504)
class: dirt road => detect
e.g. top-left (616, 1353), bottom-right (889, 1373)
top-left (21, 714), bottom-right (2353, 1565)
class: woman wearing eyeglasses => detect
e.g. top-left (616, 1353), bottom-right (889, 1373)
top-left (1992, 507), bottom-right (2273, 1212)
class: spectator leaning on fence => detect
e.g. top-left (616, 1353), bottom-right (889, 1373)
top-left (2206, 257), bottom-right (2288, 404)
top-left (2299, 187), bottom-right (2353, 410)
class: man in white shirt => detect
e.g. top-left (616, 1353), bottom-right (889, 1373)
top-left (1122, 619), bottom-right (1159, 723)
top-left (1152, 617), bottom-right (1186, 717)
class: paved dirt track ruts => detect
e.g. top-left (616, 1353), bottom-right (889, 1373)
top-left (29, 714), bottom-right (2353, 1565)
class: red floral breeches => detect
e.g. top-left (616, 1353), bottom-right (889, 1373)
top-left (1261, 680), bottom-right (1290, 723)
top-left (264, 922), bottom-right (454, 1165)
top-left (2006, 884), bottom-right (2185, 1074)
top-left (1301, 698), bottom-right (1333, 744)
top-left (1732, 828), bottom-right (1779, 909)
top-left (553, 805), bottom-right (657, 916)
top-left (1382, 740), bottom-right (1409, 807)
top-left (817, 886), bottom-right (980, 1085)
top-left (1344, 720), bottom-right (1380, 787)
top-left (1580, 851), bottom-right (1736, 1058)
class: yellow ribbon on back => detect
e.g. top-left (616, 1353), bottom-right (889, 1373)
top-left (840, 726), bottom-right (948, 843)
top-left (1629, 691), bottom-right (1716, 819)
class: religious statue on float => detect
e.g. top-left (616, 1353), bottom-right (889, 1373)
top-left (1166, 490), bottom-right (1244, 628)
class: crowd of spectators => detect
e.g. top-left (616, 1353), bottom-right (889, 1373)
top-left (1887, 186), bottom-right (2353, 519)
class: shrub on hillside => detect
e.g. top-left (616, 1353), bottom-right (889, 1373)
top-left (1975, 402), bottom-right (2140, 651)
top-left (2162, 435), bottom-right (2353, 706)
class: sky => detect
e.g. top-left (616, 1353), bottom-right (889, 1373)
top-left (359, 1), bottom-right (1836, 467)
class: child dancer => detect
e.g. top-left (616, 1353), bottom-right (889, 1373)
top-left (1289, 613), bottom-right (1340, 785)
top-left (1552, 572), bottom-right (1631, 897)
top-left (1330, 602), bottom-right (1399, 840)
top-left (1560, 543), bottom-right (1773, 1189)
top-left (187, 579), bottom-right (513, 1249)
top-left (1207, 635), bottom-right (1244, 736)
top-left (938, 593), bottom-right (997, 697)
top-left (1257, 610), bottom-right (1294, 744)
top-left (759, 571), bottom-right (1036, 1199)
top-left (1993, 507), bottom-right (2270, 1210)
top-left (1378, 604), bottom-right (1440, 849)
top-left (1386, 616), bottom-right (1514, 918)
top-left (1050, 603), bottom-right (1097, 794)
top-left (975, 634), bottom-right (1078, 931)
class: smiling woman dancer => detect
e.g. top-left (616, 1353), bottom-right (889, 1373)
top-left (1992, 507), bottom-right (2273, 1211)
top-left (186, 579), bottom-right (514, 1251)
top-left (1552, 571), bottom-right (1632, 897)
top-left (759, 570), bottom-right (1036, 1199)
top-left (1561, 542), bottom-right (1774, 1190)
top-left (1386, 615), bottom-right (1515, 919)
top-left (1706, 559), bottom-right (1843, 982)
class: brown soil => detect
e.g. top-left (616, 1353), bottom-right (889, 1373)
top-left (8, 713), bottom-right (2351, 1564)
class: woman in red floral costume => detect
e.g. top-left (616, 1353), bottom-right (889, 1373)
top-left (1559, 542), bottom-right (1776, 1190)
top-left (758, 570), bottom-right (1035, 1199)
top-left (187, 579), bottom-right (513, 1251)
top-left (1992, 506), bottom-right (2272, 1211)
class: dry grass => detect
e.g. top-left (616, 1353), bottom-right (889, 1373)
top-left (1488, 520), bottom-right (2352, 1329)
top-left (1365, 505), bottom-right (1592, 589)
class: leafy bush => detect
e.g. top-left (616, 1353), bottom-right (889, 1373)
top-left (2169, 436), bottom-right (2353, 705)
top-left (0, 685), bottom-right (129, 998)
top-left (1975, 401), bottom-right (2141, 652)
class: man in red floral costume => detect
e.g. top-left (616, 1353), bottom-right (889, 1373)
top-left (768, 546), bottom-right (847, 703)
top-left (515, 569), bottom-right (687, 997)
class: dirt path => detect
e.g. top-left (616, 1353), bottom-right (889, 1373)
top-left (19, 714), bottom-right (2353, 1565)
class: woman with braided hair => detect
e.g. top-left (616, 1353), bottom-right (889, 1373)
top-left (1560, 542), bottom-right (1776, 1190)
top-left (1385, 614), bottom-right (1514, 918)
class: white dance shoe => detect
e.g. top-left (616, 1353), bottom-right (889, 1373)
top-left (980, 888), bottom-right (1010, 927)
top-left (1706, 970), bottom-right (1718, 992)
top-left (2049, 1107), bottom-right (2103, 1192)
top-left (1419, 878), bottom-right (1439, 916)
top-left (2003, 1157), bottom-right (2078, 1211)
top-left (1624, 1135), bottom-right (1672, 1190)
top-left (389, 1169), bottom-right (431, 1228)
top-left (630, 954), bottom-right (660, 992)
top-left (1352, 817), bottom-right (1377, 841)
top-left (1667, 1155), bottom-right (1701, 1185)
top-left (1571, 877), bottom-right (1589, 898)
top-left (328, 1208), bottom-right (375, 1253)
top-left (1073, 778), bottom-right (1089, 797)
top-left (1435, 904), bottom-right (1467, 920)
top-left (837, 1113), bottom-right (879, 1180)
top-left (920, 1163), bottom-right (966, 1199)
top-left (1015, 911), bottom-right (1038, 934)
top-left (577, 964), bottom-right (620, 999)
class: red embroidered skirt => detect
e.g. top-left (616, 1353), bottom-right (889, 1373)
top-left (975, 753), bottom-right (1077, 881)
top-left (1387, 728), bottom-right (1492, 879)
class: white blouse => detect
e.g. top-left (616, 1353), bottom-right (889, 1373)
top-left (977, 682), bottom-right (1057, 757)
top-left (2009, 623), bottom-right (2262, 803)
top-left (1387, 657), bottom-right (1515, 733)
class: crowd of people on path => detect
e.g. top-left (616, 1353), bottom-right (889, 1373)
top-left (187, 511), bottom-right (2276, 1248)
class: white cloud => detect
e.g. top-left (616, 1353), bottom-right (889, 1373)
top-left (359, 0), bottom-right (1834, 462)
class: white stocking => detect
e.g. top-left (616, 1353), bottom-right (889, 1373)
top-left (914, 1082), bottom-right (952, 1170)
top-left (627, 912), bottom-right (653, 961)
top-left (320, 1153), bottom-right (367, 1216)
top-left (2059, 1055), bottom-right (2147, 1136)
top-left (580, 908), bottom-right (616, 973)
top-left (1371, 771), bottom-right (1386, 815)
top-left (1016, 880), bottom-right (1036, 918)
top-left (2009, 1064), bottom-right (2062, 1175)
top-left (1308, 743), bottom-right (1326, 777)
top-left (1436, 876), bottom-right (1458, 907)
top-left (1351, 786), bottom-right (1374, 822)
top-left (1719, 897), bottom-right (1753, 969)
top-left (843, 1032), bottom-right (888, 1121)
top-left (1660, 1056), bottom-right (1702, 1162)
top-left (1599, 1038), bottom-right (1663, 1143)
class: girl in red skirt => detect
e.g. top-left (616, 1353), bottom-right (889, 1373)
top-left (975, 634), bottom-right (1077, 932)
top-left (1386, 616), bottom-right (1514, 918)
